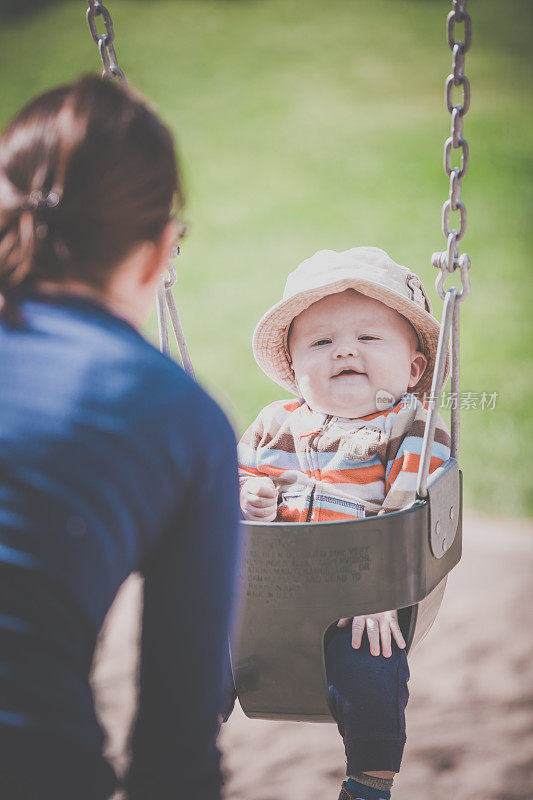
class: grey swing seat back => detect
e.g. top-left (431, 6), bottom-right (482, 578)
top-left (230, 457), bottom-right (462, 721)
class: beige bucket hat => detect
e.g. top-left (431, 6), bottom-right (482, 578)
top-left (253, 246), bottom-right (449, 401)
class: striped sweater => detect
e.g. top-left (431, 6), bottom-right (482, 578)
top-left (238, 395), bottom-right (450, 522)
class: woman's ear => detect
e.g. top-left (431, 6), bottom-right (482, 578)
top-left (408, 351), bottom-right (428, 388)
top-left (140, 220), bottom-right (177, 287)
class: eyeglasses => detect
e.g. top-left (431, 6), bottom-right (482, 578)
top-left (169, 216), bottom-right (189, 258)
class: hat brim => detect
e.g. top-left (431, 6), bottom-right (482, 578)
top-left (253, 276), bottom-right (450, 402)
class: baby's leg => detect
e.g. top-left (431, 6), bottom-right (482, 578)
top-left (325, 626), bottom-right (409, 787)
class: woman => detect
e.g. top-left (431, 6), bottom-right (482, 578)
top-left (0, 75), bottom-right (240, 799)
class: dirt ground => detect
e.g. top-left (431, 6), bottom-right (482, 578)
top-left (92, 512), bottom-right (533, 800)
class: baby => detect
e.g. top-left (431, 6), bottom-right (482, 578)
top-left (238, 247), bottom-right (450, 800)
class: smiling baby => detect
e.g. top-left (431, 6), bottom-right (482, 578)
top-left (236, 247), bottom-right (450, 800)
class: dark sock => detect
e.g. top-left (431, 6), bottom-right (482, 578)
top-left (345, 777), bottom-right (391, 800)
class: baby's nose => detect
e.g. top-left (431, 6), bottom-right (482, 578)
top-left (334, 341), bottom-right (357, 358)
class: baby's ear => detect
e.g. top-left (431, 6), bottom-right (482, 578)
top-left (408, 351), bottom-right (427, 388)
top-left (286, 353), bottom-right (298, 386)
top-left (291, 371), bottom-right (300, 394)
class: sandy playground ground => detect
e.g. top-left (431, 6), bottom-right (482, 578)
top-left (92, 512), bottom-right (533, 800)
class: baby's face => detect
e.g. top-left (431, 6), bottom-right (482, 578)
top-left (288, 290), bottom-right (427, 418)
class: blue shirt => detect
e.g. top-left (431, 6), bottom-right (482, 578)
top-left (0, 292), bottom-right (240, 799)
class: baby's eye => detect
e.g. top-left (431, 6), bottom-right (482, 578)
top-left (313, 338), bottom-right (332, 347)
top-left (358, 335), bottom-right (379, 341)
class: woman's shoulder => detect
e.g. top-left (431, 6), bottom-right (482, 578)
top-left (4, 294), bottom-right (233, 444)
top-left (110, 324), bottom-right (235, 450)
top-left (99, 330), bottom-right (234, 449)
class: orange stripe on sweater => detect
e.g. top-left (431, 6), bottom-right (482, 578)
top-left (277, 506), bottom-right (361, 523)
top-left (313, 508), bottom-right (364, 523)
top-left (241, 463), bottom-right (386, 486)
top-left (239, 464), bottom-right (291, 479)
top-left (277, 506), bottom-right (308, 523)
top-left (283, 399), bottom-right (304, 412)
top-left (318, 464), bottom-right (384, 485)
top-left (387, 454), bottom-right (445, 489)
top-left (359, 403), bottom-right (404, 422)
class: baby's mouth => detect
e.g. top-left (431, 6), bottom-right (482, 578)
top-left (331, 368), bottom-right (365, 379)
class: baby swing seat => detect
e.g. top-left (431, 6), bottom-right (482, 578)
top-left (230, 457), bottom-right (462, 722)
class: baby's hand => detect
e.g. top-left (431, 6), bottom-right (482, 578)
top-left (240, 476), bottom-right (278, 522)
top-left (337, 610), bottom-right (406, 658)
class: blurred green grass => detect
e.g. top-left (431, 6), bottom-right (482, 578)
top-left (1, 0), bottom-right (532, 514)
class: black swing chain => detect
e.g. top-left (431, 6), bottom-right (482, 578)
top-left (84, 1), bottom-right (193, 368)
top-left (86, 0), bottom-right (126, 84)
top-left (432, 0), bottom-right (472, 301)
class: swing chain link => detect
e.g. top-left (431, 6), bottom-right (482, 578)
top-left (86, 1), bottom-right (126, 84)
top-left (432, 0), bottom-right (471, 301)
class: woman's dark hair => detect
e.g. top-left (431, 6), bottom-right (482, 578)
top-left (0, 74), bottom-right (183, 295)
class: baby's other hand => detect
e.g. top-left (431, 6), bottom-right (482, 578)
top-left (240, 476), bottom-right (278, 522)
top-left (337, 609), bottom-right (406, 658)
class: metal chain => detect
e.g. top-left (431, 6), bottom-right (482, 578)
top-left (419, 0), bottom-right (474, 491)
top-left (431, 0), bottom-right (472, 301)
top-left (85, 1), bottom-right (194, 374)
top-left (86, 1), bottom-right (126, 84)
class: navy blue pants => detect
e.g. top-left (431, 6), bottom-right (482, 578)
top-left (223, 627), bottom-right (409, 775)
top-left (326, 628), bottom-right (409, 774)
